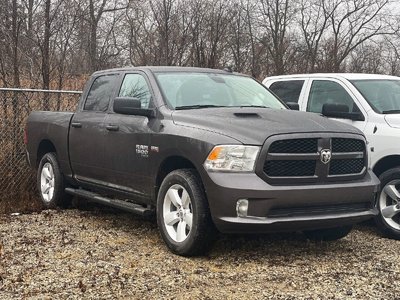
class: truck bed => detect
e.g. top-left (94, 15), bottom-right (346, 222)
top-left (26, 111), bottom-right (74, 176)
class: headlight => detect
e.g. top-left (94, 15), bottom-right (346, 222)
top-left (204, 145), bottom-right (260, 172)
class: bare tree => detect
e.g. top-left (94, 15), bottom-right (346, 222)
top-left (11, 0), bottom-right (21, 88)
top-left (258, 0), bottom-right (296, 75)
top-left (190, 0), bottom-right (231, 68)
top-left (228, 0), bottom-right (250, 73)
top-left (349, 41), bottom-right (384, 73)
top-left (298, 0), bottom-right (331, 72)
top-left (87, 0), bottom-right (128, 72)
top-left (322, 0), bottom-right (390, 72)
top-left (0, 0), bottom-right (399, 89)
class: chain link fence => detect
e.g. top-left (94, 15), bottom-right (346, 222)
top-left (0, 88), bottom-right (81, 213)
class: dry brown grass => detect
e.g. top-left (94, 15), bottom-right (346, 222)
top-left (0, 74), bottom-right (89, 91)
top-left (0, 210), bottom-right (399, 299)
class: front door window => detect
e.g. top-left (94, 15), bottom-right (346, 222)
top-left (307, 80), bottom-right (359, 113)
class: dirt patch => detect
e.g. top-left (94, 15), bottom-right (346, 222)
top-left (0, 207), bottom-right (399, 299)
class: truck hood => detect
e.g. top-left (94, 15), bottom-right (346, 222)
top-left (171, 108), bottom-right (362, 144)
top-left (384, 114), bottom-right (400, 129)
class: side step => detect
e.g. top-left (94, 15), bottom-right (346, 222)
top-left (65, 188), bottom-right (155, 217)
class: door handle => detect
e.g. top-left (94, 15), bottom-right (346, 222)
top-left (71, 122), bottom-right (82, 128)
top-left (106, 124), bottom-right (119, 131)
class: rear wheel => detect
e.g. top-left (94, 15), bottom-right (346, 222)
top-left (157, 169), bottom-right (216, 256)
top-left (37, 152), bottom-right (71, 209)
top-left (375, 168), bottom-right (400, 239)
top-left (303, 225), bottom-right (353, 241)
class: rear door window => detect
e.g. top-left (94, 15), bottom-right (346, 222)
top-left (269, 80), bottom-right (304, 103)
top-left (84, 74), bottom-right (118, 111)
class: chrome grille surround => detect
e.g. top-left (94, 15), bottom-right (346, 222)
top-left (258, 133), bottom-right (367, 185)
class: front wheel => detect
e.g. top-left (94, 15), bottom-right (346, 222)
top-left (37, 152), bottom-right (71, 209)
top-left (303, 225), bottom-right (353, 241)
top-left (375, 168), bottom-right (400, 239)
top-left (157, 169), bottom-right (216, 256)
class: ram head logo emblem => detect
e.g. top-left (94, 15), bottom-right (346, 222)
top-left (320, 149), bottom-right (332, 164)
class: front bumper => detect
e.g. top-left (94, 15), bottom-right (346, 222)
top-left (202, 170), bottom-right (379, 233)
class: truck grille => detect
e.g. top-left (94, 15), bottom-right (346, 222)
top-left (262, 135), bottom-right (366, 184)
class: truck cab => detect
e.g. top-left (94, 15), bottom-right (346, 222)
top-left (263, 73), bottom-right (400, 239)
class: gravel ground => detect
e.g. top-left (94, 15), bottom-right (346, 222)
top-left (0, 207), bottom-right (399, 299)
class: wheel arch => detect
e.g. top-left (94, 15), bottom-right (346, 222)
top-left (36, 139), bottom-right (57, 168)
top-left (373, 155), bottom-right (400, 177)
top-left (155, 155), bottom-right (199, 198)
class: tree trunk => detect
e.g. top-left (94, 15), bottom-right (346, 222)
top-left (42, 0), bottom-right (51, 110)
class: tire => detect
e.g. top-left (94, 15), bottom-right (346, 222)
top-left (303, 225), bottom-right (353, 241)
top-left (37, 152), bottom-right (71, 209)
top-left (157, 169), bottom-right (216, 256)
top-left (374, 167), bottom-right (400, 239)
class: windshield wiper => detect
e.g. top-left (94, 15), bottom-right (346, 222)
top-left (175, 104), bottom-right (226, 110)
top-left (238, 105), bottom-right (270, 108)
top-left (382, 110), bottom-right (400, 114)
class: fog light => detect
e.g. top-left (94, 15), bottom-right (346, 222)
top-left (236, 199), bottom-right (248, 217)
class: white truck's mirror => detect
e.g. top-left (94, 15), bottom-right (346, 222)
top-left (322, 103), bottom-right (364, 121)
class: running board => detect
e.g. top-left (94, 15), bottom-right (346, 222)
top-left (65, 188), bottom-right (154, 217)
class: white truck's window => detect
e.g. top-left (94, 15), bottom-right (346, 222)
top-left (119, 74), bottom-right (152, 108)
top-left (351, 79), bottom-right (400, 114)
top-left (307, 80), bottom-right (355, 113)
top-left (84, 74), bottom-right (118, 112)
top-left (269, 80), bottom-right (304, 103)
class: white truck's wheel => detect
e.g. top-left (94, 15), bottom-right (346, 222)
top-left (375, 168), bottom-right (400, 239)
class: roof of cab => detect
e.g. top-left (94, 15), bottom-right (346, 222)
top-left (92, 66), bottom-right (244, 76)
top-left (263, 73), bottom-right (400, 82)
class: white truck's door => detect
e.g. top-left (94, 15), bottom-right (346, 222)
top-left (303, 78), bottom-right (368, 132)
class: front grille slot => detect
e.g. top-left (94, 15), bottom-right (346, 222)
top-left (332, 138), bottom-right (364, 152)
top-left (329, 158), bottom-right (364, 175)
top-left (262, 136), bottom-right (366, 183)
top-left (264, 160), bottom-right (316, 177)
top-left (268, 202), bottom-right (372, 218)
top-left (269, 138), bottom-right (317, 153)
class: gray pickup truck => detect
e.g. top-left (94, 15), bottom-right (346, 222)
top-left (26, 67), bottom-right (379, 256)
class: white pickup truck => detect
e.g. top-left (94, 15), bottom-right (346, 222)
top-left (263, 73), bottom-right (400, 239)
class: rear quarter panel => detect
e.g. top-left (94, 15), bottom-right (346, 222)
top-left (26, 111), bottom-right (74, 177)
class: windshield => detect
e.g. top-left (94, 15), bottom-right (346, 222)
top-left (155, 72), bottom-right (286, 110)
top-left (351, 79), bottom-right (400, 114)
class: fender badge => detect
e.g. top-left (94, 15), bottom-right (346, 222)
top-left (150, 146), bottom-right (159, 153)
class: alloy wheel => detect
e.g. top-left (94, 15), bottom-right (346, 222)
top-left (379, 179), bottom-right (400, 230)
top-left (40, 162), bottom-right (55, 203)
top-left (163, 184), bottom-right (193, 242)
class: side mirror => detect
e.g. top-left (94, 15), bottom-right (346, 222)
top-left (113, 97), bottom-right (155, 118)
top-left (322, 103), bottom-right (365, 121)
top-left (286, 102), bottom-right (299, 110)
